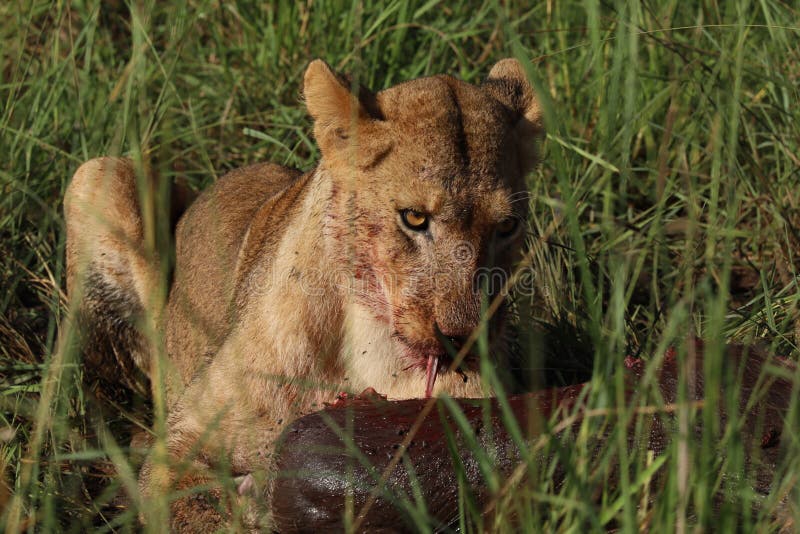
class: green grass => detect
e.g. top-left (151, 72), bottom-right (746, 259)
top-left (2, 0), bottom-right (800, 531)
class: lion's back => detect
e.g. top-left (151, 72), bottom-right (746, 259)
top-left (165, 162), bottom-right (302, 396)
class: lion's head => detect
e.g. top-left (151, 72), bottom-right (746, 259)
top-left (304, 58), bottom-right (543, 394)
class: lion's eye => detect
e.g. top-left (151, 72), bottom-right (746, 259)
top-left (400, 209), bottom-right (429, 231)
top-left (496, 217), bottom-right (519, 238)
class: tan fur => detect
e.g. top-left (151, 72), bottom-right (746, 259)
top-left (65, 157), bottom-right (160, 397)
top-left (64, 58), bottom-right (543, 530)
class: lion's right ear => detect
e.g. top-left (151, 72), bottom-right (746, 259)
top-left (303, 60), bottom-right (382, 159)
top-left (483, 58), bottom-right (544, 174)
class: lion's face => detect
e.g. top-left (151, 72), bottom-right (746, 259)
top-left (348, 177), bottom-right (528, 375)
top-left (305, 59), bottom-right (542, 378)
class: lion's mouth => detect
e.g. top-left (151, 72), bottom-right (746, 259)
top-left (394, 332), bottom-right (472, 398)
top-left (424, 354), bottom-right (440, 398)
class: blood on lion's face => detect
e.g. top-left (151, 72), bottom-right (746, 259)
top-left (305, 60), bottom-right (542, 395)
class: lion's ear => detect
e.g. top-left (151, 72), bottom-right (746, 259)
top-left (303, 60), bottom-right (382, 159)
top-left (483, 58), bottom-right (544, 173)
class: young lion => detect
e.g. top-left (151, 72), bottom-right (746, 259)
top-left (64, 58), bottom-right (542, 529)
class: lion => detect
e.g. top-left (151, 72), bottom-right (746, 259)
top-left (63, 58), bottom-right (543, 530)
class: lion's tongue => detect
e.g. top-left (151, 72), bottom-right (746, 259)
top-left (425, 355), bottom-right (439, 398)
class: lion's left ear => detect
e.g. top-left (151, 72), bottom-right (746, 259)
top-left (303, 59), bottom-right (384, 164)
top-left (483, 58), bottom-right (544, 174)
